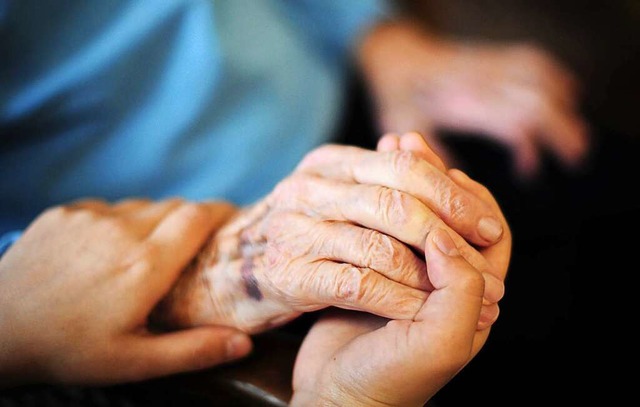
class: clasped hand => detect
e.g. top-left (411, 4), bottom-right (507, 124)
top-left (154, 133), bottom-right (510, 335)
top-left (0, 133), bottom-right (511, 402)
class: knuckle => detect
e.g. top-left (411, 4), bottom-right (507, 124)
top-left (40, 205), bottom-right (69, 222)
top-left (271, 174), bottom-right (306, 203)
top-left (128, 242), bottom-right (159, 274)
top-left (361, 230), bottom-right (398, 270)
top-left (263, 243), bottom-right (296, 290)
top-left (420, 216), bottom-right (445, 244)
top-left (309, 223), bottom-right (334, 255)
top-left (175, 202), bottom-right (211, 226)
top-left (334, 266), bottom-right (364, 302)
top-left (375, 187), bottom-right (410, 226)
top-left (262, 212), bottom-right (284, 238)
top-left (298, 144), bottom-right (337, 169)
top-left (389, 150), bottom-right (419, 177)
top-left (95, 215), bottom-right (128, 238)
top-left (439, 187), bottom-right (473, 224)
top-left (264, 241), bottom-right (282, 268)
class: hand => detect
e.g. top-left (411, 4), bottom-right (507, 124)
top-left (358, 20), bottom-right (589, 178)
top-left (0, 199), bottom-right (252, 387)
top-left (153, 142), bottom-right (508, 334)
top-left (377, 131), bottom-right (512, 287)
top-left (288, 132), bottom-right (511, 405)
top-left (291, 228), bottom-right (490, 407)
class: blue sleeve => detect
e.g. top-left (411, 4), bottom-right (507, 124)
top-left (0, 230), bottom-right (22, 259)
top-left (282, 0), bottom-right (396, 59)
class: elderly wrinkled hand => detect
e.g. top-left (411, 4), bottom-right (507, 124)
top-left (359, 20), bottom-right (589, 178)
top-left (154, 140), bottom-right (508, 334)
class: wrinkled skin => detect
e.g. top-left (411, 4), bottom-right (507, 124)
top-left (359, 19), bottom-right (589, 178)
top-left (154, 134), bottom-right (511, 334)
top-left (289, 133), bottom-right (512, 407)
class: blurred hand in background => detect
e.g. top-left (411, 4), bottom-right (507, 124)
top-left (358, 20), bottom-right (590, 179)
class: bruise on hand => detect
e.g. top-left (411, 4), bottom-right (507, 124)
top-left (240, 240), bottom-right (264, 301)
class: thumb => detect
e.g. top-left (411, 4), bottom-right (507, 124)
top-left (122, 327), bottom-right (252, 382)
top-left (411, 228), bottom-right (484, 354)
top-left (363, 228), bottom-right (486, 405)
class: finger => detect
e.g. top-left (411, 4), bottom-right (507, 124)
top-left (295, 309), bottom-right (387, 383)
top-left (119, 327), bottom-right (252, 382)
top-left (199, 200), bottom-right (238, 229)
top-left (376, 132), bottom-right (446, 171)
top-left (410, 228), bottom-right (484, 355)
top-left (501, 84), bottom-right (589, 170)
top-left (362, 228), bottom-right (486, 403)
top-left (511, 129), bottom-right (541, 178)
top-left (258, 251), bottom-right (428, 320)
top-left (294, 147), bottom-right (504, 247)
top-left (270, 174), bottom-right (443, 252)
top-left (399, 131), bottom-right (448, 172)
top-left (537, 105), bottom-right (590, 169)
top-left (377, 133), bottom-right (400, 152)
top-left (448, 168), bottom-right (512, 280)
top-left (478, 302), bottom-right (500, 330)
top-left (257, 208), bottom-right (500, 304)
top-left (143, 203), bottom-right (218, 297)
top-left (510, 45), bottom-right (579, 108)
top-left (66, 198), bottom-right (111, 213)
top-left (113, 198), bottom-right (185, 237)
top-left (264, 212), bottom-right (432, 291)
top-left (320, 229), bottom-right (489, 405)
top-left (112, 198), bottom-right (153, 213)
top-left (270, 173), bottom-right (493, 278)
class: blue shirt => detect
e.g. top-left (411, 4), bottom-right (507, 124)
top-left (0, 0), bottom-right (390, 235)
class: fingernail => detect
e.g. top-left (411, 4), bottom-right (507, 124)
top-left (482, 272), bottom-right (505, 304)
top-left (478, 217), bottom-right (503, 243)
top-left (433, 229), bottom-right (459, 256)
top-left (226, 333), bottom-right (252, 359)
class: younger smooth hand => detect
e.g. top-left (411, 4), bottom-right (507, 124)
top-left (291, 228), bottom-right (490, 407)
top-left (0, 199), bottom-right (252, 387)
